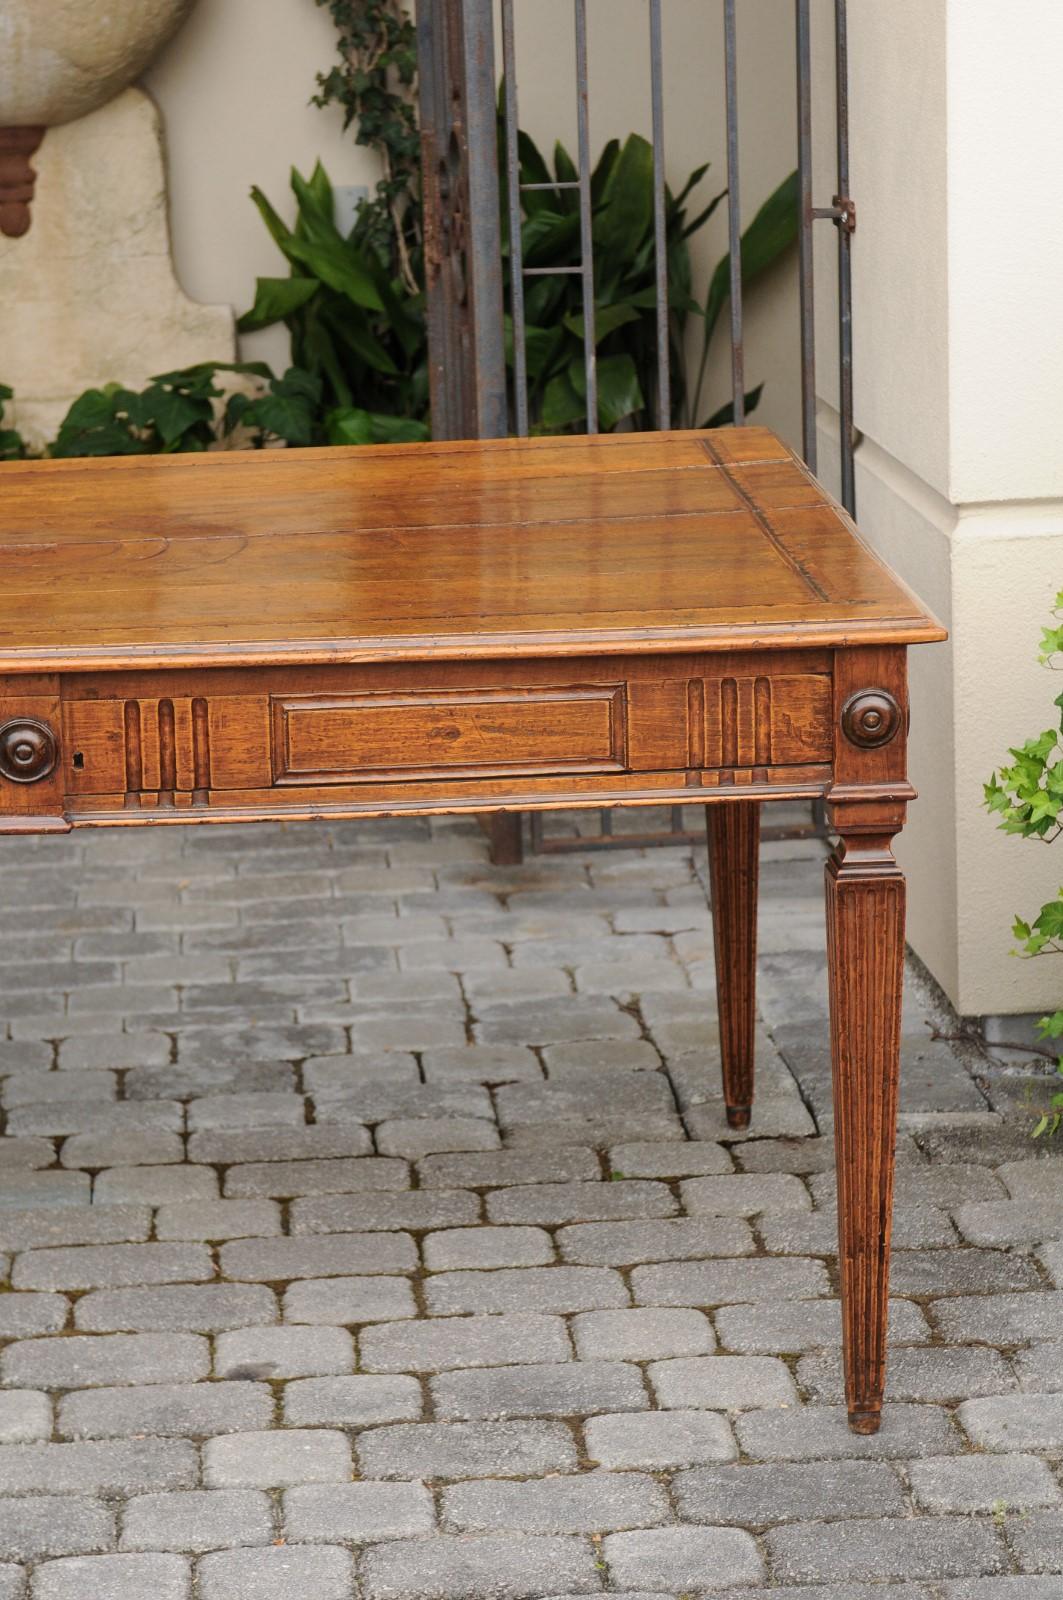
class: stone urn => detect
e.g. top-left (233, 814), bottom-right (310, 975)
top-left (0, 0), bottom-right (197, 236)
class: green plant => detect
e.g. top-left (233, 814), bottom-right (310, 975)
top-left (312, 0), bottom-right (421, 291)
top-left (0, 385), bottom-right (27, 461)
top-left (984, 590), bottom-right (1063, 1134)
top-left (501, 124), bottom-right (797, 433)
top-left (239, 161), bottom-right (429, 440)
top-left (46, 363), bottom-right (329, 457)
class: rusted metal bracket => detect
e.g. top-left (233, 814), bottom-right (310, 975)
top-left (812, 195), bottom-right (857, 233)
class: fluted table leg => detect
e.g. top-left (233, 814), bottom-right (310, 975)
top-left (707, 801), bottom-right (760, 1129)
top-left (826, 824), bottom-right (905, 1434)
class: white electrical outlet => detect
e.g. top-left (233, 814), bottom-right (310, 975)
top-left (334, 185), bottom-right (370, 236)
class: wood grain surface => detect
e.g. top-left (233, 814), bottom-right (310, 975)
top-left (0, 428), bottom-right (944, 671)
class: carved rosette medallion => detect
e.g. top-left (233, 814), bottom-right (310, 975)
top-left (0, 718), bottom-right (58, 783)
top-left (841, 690), bottom-right (901, 750)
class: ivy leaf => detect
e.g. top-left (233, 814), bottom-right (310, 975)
top-left (1037, 1011), bottom-right (1063, 1040)
top-left (142, 385), bottom-right (212, 450)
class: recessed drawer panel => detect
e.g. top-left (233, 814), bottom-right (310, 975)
top-left (271, 686), bottom-right (628, 785)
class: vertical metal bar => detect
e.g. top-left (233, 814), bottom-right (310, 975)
top-left (462, 0), bottom-right (508, 439)
top-left (835, 0), bottom-right (856, 515)
top-left (574, 0), bottom-right (597, 433)
top-left (795, 0), bottom-right (817, 470)
top-left (723, 0), bottom-right (745, 424)
top-left (501, 0), bottom-right (529, 437)
top-left (649, 0), bottom-right (670, 429)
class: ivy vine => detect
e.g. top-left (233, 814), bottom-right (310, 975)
top-left (312, 0), bottom-right (422, 293)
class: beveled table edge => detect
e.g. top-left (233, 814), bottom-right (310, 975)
top-left (0, 615), bottom-right (948, 675)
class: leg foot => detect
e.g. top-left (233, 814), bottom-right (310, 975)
top-left (707, 801), bottom-right (760, 1128)
top-left (848, 1408), bottom-right (883, 1436)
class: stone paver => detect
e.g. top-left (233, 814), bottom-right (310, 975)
top-left (766, 1517), bottom-right (1008, 1583)
top-left (357, 1420), bottom-right (578, 1480)
top-left (31, 1554), bottom-right (191, 1600)
top-left (203, 1429), bottom-right (350, 1487)
top-left (360, 1312), bottom-right (569, 1372)
top-left (603, 1526), bottom-right (763, 1590)
top-left (0, 813), bottom-right (1051, 1595)
top-left (58, 1382), bottom-right (273, 1441)
top-left (361, 1533), bottom-right (600, 1599)
top-left (908, 1452), bottom-right (1061, 1513)
top-left (283, 1480), bottom-right (434, 1541)
top-left (441, 1470), bottom-right (669, 1533)
top-left (119, 1490), bottom-right (273, 1552)
top-left (282, 1374), bottom-right (422, 1428)
top-left (197, 1545), bottom-right (353, 1600)
top-left (584, 1409), bottom-right (737, 1468)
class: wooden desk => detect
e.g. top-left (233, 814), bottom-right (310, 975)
top-left (0, 426), bottom-right (945, 1432)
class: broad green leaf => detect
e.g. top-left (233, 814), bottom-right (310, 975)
top-left (701, 384), bottom-right (766, 428)
top-left (322, 303), bottom-right (401, 376)
top-left (553, 141), bottom-right (580, 215)
top-left (590, 138), bottom-right (621, 206)
top-left (562, 304), bottom-right (641, 344)
top-left (517, 129), bottom-right (556, 215)
top-left (249, 185), bottom-right (294, 253)
top-left (569, 352), bottom-right (644, 431)
top-left (522, 208), bottom-right (580, 269)
top-left (298, 161), bottom-right (335, 229)
top-left (682, 189), bottom-right (727, 239)
top-left (540, 369), bottom-right (586, 432)
top-left (671, 161), bottom-right (711, 210)
top-left (237, 277), bottom-right (320, 333)
top-left (326, 407), bottom-right (429, 446)
top-left (691, 169), bottom-right (798, 424)
top-left (704, 170), bottom-right (800, 344)
top-left (594, 134), bottom-right (654, 271)
top-left (282, 234), bottom-right (384, 312)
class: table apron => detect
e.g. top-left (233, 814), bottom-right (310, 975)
top-left (0, 648), bottom-right (873, 831)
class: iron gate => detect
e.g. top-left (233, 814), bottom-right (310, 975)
top-left (416, 0), bottom-right (856, 856)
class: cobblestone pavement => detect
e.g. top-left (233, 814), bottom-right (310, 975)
top-left (0, 804), bottom-right (1059, 1598)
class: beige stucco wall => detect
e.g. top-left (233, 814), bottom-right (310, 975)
top-left (143, 0), bottom-right (381, 376)
top-left (814, 0), bottom-right (1063, 1018)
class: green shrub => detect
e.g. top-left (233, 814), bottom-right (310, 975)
top-left (984, 591), bottom-right (1063, 1134)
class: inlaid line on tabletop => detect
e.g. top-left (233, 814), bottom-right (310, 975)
top-left (699, 435), bottom-right (831, 602)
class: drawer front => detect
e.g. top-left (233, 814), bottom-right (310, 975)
top-left (271, 685), bottom-right (628, 785)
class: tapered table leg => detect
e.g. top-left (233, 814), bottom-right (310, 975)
top-left (707, 801), bottom-right (760, 1129)
top-left (485, 813), bottom-right (524, 865)
top-left (826, 826), bottom-right (905, 1434)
